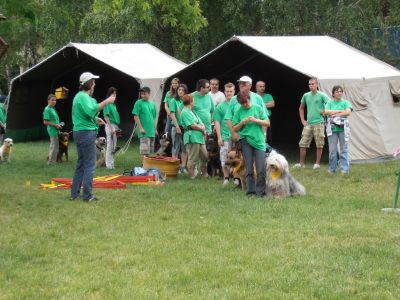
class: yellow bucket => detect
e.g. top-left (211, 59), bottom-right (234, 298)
top-left (143, 156), bottom-right (180, 178)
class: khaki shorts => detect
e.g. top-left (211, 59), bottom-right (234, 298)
top-left (140, 137), bottom-right (155, 155)
top-left (219, 141), bottom-right (232, 168)
top-left (299, 123), bottom-right (325, 148)
top-left (186, 143), bottom-right (208, 168)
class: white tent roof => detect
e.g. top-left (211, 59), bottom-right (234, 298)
top-left (235, 36), bottom-right (400, 80)
top-left (13, 42), bottom-right (187, 82)
top-left (71, 43), bottom-right (187, 80)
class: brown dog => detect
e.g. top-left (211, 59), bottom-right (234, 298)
top-left (95, 137), bottom-right (107, 167)
top-left (225, 149), bottom-right (256, 191)
top-left (57, 132), bottom-right (71, 162)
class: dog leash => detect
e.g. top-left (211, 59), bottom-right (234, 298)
top-left (116, 124), bottom-right (137, 156)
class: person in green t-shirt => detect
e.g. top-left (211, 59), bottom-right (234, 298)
top-left (132, 86), bottom-right (158, 163)
top-left (294, 77), bottom-right (330, 170)
top-left (43, 94), bottom-right (62, 164)
top-left (225, 76), bottom-right (266, 142)
top-left (180, 94), bottom-right (208, 179)
top-left (192, 79), bottom-right (214, 134)
top-left (256, 81), bottom-right (275, 144)
top-left (169, 83), bottom-right (188, 172)
top-left (103, 87), bottom-right (121, 170)
top-left (0, 102), bottom-right (7, 144)
top-left (323, 85), bottom-right (353, 174)
top-left (71, 72), bottom-right (116, 202)
top-left (163, 77), bottom-right (180, 137)
top-left (233, 91), bottom-right (269, 197)
top-left (213, 82), bottom-right (235, 185)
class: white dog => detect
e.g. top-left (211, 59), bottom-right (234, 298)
top-left (265, 151), bottom-right (306, 198)
top-left (0, 138), bottom-right (13, 162)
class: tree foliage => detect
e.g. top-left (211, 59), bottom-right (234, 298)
top-left (0, 0), bottom-right (399, 93)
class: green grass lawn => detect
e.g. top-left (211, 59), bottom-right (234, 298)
top-left (1, 141), bottom-right (400, 299)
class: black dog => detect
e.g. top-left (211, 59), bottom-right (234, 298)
top-left (206, 132), bottom-right (222, 177)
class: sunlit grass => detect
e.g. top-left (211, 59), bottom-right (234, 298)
top-left (0, 141), bottom-right (400, 299)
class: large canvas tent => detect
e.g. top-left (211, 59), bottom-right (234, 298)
top-left (163, 35), bottom-right (400, 162)
top-left (7, 43), bottom-right (186, 141)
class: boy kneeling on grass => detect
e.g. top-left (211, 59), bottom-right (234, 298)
top-left (132, 87), bottom-right (158, 164)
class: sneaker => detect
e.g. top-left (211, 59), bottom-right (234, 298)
top-left (293, 163), bottom-right (305, 168)
top-left (179, 167), bottom-right (188, 174)
top-left (223, 179), bottom-right (229, 186)
top-left (84, 196), bottom-right (100, 202)
top-left (327, 170), bottom-right (335, 174)
top-left (341, 171), bottom-right (349, 175)
top-left (313, 164), bottom-right (320, 170)
top-left (233, 178), bottom-right (240, 186)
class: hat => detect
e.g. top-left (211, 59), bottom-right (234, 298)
top-left (139, 86), bottom-right (151, 93)
top-left (79, 72), bottom-right (99, 84)
top-left (237, 76), bottom-right (252, 83)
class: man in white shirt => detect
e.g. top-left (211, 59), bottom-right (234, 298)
top-left (208, 78), bottom-right (225, 107)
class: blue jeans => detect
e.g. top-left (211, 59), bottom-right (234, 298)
top-left (71, 130), bottom-right (97, 200)
top-left (328, 131), bottom-right (349, 173)
top-left (171, 126), bottom-right (183, 156)
top-left (241, 138), bottom-right (266, 196)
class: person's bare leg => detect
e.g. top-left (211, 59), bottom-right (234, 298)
top-left (181, 152), bottom-right (187, 169)
top-left (300, 147), bottom-right (307, 165)
top-left (316, 148), bottom-right (323, 165)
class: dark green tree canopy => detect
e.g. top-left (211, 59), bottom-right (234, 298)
top-left (0, 0), bottom-right (399, 92)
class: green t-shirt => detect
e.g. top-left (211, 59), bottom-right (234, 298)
top-left (43, 106), bottom-right (60, 137)
top-left (300, 91), bottom-right (330, 125)
top-left (192, 91), bottom-right (214, 134)
top-left (232, 104), bottom-right (268, 151)
top-left (169, 97), bottom-right (184, 127)
top-left (261, 93), bottom-right (274, 116)
top-left (163, 91), bottom-right (175, 107)
top-left (103, 103), bottom-right (120, 125)
top-left (132, 99), bottom-right (157, 138)
top-left (181, 107), bottom-right (205, 145)
top-left (72, 91), bottom-right (100, 131)
top-left (225, 91), bottom-right (266, 120)
top-left (0, 103), bottom-right (6, 124)
top-left (325, 99), bottom-right (353, 132)
top-left (212, 100), bottom-right (231, 142)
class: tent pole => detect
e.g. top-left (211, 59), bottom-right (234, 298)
top-left (382, 170), bottom-right (400, 212)
top-left (392, 170), bottom-right (400, 209)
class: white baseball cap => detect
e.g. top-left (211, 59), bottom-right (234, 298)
top-left (79, 72), bottom-right (99, 84)
top-left (237, 75), bottom-right (252, 83)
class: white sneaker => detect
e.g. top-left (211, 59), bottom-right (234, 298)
top-left (293, 163), bottom-right (305, 168)
top-left (313, 164), bottom-right (320, 170)
top-left (223, 179), bottom-right (229, 186)
top-left (233, 178), bottom-right (240, 186)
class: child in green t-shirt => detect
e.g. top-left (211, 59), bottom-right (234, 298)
top-left (132, 87), bottom-right (158, 163)
top-left (43, 94), bottom-right (62, 164)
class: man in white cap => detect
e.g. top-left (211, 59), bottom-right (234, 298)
top-left (70, 72), bottom-right (116, 202)
top-left (224, 76), bottom-right (267, 142)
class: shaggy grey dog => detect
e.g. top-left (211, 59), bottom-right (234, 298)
top-left (265, 151), bottom-right (306, 198)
